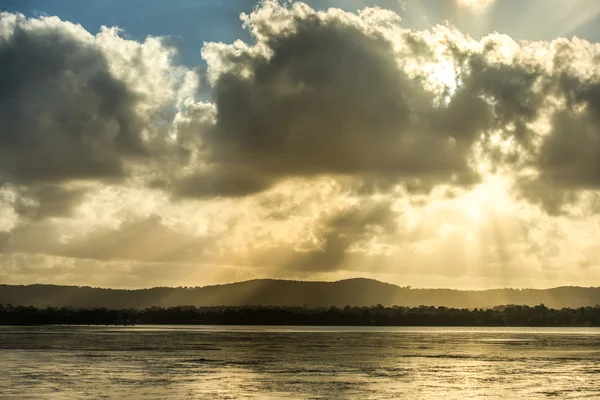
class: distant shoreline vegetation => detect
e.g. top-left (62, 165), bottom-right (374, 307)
top-left (1, 304), bottom-right (600, 327)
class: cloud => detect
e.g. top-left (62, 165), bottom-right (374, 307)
top-left (0, 252), bottom-right (245, 288)
top-left (0, 13), bottom-right (144, 183)
top-left (3, 2), bottom-right (600, 289)
top-left (504, 40), bottom-right (600, 213)
top-left (0, 12), bottom-right (196, 218)
top-left (0, 213), bottom-right (212, 263)
top-left (173, 2), bottom-right (596, 207)
top-left (4, 4), bottom-right (599, 213)
top-left (176, 2), bottom-right (487, 197)
top-left (536, 80), bottom-right (600, 188)
top-left (53, 216), bottom-right (212, 263)
top-left (285, 199), bottom-right (400, 272)
top-left (11, 185), bottom-right (87, 220)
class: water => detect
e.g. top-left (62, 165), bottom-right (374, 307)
top-left (1, 326), bottom-right (599, 399)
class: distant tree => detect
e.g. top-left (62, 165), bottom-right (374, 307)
top-left (1, 303), bottom-right (600, 327)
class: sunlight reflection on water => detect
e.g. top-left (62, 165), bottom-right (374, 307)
top-left (1, 326), bottom-right (599, 399)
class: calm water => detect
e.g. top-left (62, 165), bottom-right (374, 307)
top-left (1, 326), bottom-right (600, 399)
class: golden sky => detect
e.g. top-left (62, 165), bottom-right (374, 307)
top-left (1, 0), bottom-right (600, 289)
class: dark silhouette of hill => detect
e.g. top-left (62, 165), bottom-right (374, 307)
top-left (1, 278), bottom-right (600, 309)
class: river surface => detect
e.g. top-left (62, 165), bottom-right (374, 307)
top-left (1, 325), bottom-right (599, 399)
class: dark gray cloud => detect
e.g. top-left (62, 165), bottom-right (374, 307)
top-left (286, 200), bottom-right (398, 272)
top-left (537, 79), bottom-right (600, 188)
top-left (177, 4), bottom-right (582, 203)
top-left (0, 15), bottom-right (148, 185)
top-left (437, 37), bottom-right (600, 213)
top-left (12, 185), bottom-right (86, 220)
top-left (515, 74), bottom-right (600, 213)
top-left (180, 11), bottom-right (490, 197)
top-left (175, 166), bottom-right (271, 198)
top-left (455, 51), bottom-right (546, 148)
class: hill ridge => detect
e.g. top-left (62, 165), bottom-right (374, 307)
top-left (1, 278), bottom-right (600, 309)
top-left (2, 277), bottom-right (596, 291)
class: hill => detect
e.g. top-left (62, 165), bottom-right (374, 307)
top-left (1, 278), bottom-right (600, 309)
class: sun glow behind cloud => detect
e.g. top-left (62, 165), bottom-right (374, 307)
top-left (456, 0), bottom-right (496, 11)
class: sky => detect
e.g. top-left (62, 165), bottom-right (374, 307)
top-left (1, 0), bottom-right (600, 290)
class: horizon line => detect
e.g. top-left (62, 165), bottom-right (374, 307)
top-left (1, 277), bottom-right (598, 292)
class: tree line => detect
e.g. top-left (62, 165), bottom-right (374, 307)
top-left (2, 303), bottom-right (600, 326)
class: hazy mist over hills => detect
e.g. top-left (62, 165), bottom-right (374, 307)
top-left (2, 279), bottom-right (600, 310)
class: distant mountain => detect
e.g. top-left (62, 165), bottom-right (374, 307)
top-left (1, 278), bottom-right (600, 309)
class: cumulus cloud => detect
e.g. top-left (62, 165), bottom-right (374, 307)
top-left (177, 2), bottom-right (489, 197)
top-left (0, 13), bottom-right (143, 183)
top-left (173, 2), bottom-right (600, 207)
top-left (0, 12), bottom-right (195, 218)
